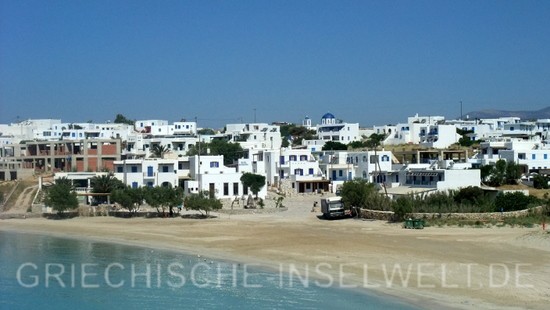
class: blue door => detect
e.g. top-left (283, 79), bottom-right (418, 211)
top-left (147, 166), bottom-right (153, 177)
top-left (332, 170), bottom-right (336, 180)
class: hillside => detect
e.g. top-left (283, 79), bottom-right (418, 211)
top-left (466, 106), bottom-right (550, 120)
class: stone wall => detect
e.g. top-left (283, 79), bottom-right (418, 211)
top-left (360, 206), bottom-right (546, 222)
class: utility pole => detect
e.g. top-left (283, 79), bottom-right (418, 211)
top-left (195, 116), bottom-right (201, 193)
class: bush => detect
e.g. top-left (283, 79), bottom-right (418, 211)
top-left (392, 196), bottom-right (414, 221)
top-left (494, 192), bottom-right (539, 212)
top-left (533, 174), bottom-right (550, 189)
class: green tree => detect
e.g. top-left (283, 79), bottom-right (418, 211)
top-left (484, 160), bottom-right (522, 187)
top-left (114, 114), bottom-right (135, 125)
top-left (453, 186), bottom-right (485, 205)
top-left (322, 141), bottom-right (348, 151)
top-left (186, 141), bottom-right (209, 156)
top-left (533, 174), bottom-right (550, 189)
top-left (184, 191), bottom-right (222, 216)
top-left (209, 139), bottom-right (245, 165)
top-left (340, 179), bottom-right (391, 211)
top-left (144, 186), bottom-right (183, 217)
top-left (281, 138), bottom-right (290, 148)
top-left (240, 173), bottom-right (266, 198)
top-left (392, 196), bottom-right (414, 221)
top-left (280, 124), bottom-right (317, 146)
top-left (198, 128), bottom-right (216, 135)
top-left (111, 187), bottom-right (145, 214)
top-left (91, 174), bottom-right (124, 204)
top-left (44, 181), bottom-right (79, 216)
top-left (504, 161), bottom-right (521, 185)
top-left (348, 141), bottom-right (366, 149)
top-left (494, 192), bottom-right (539, 212)
top-left (150, 144), bottom-right (169, 159)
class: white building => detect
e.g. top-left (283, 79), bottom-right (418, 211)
top-left (419, 124), bottom-right (461, 149)
top-left (113, 158), bottom-right (191, 188)
top-left (317, 150), bottom-right (393, 193)
top-left (224, 123), bottom-right (282, 150)
top-left (184, 155), bottom-right (266, 200)
top-left (382, 161), bottom-right (481, 198)
top-left (316, 113), bottom-right (360, 143)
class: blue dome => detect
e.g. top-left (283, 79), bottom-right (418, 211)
top-left (322, 112), bottom-right (335, 119)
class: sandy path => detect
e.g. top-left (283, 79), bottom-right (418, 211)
top-left (1, 195), bottom-right (549, 309)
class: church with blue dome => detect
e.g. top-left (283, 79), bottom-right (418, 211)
top-left (302, 112), bottom-right (360, 143)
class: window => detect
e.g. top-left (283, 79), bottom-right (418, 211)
top-left (532, 154), bottom-right (536, 160)
top-left (162, 166), bottom-right (169, 173)
top-left (131, 166), bottom-right (138, 173)
top-left (309, 168), bottom-right (314, 175)
top-left (545, 154), bottom-right (548, 160)
top-left (223, 183), bottom-right (229, 195)
top-left (210, 161), bottom-right (219, 168)
top-left (300, 155), bottom-right (307, 161)
top-left (233, 183), bottom-right (239, 196)
top-left (381, 155), bottom-right (390, 162)
top-left (289, 155), bottom-right (297, 161)
top-left (117, 166), bottom-right (123, 173)
top-left (294, 168), bottom-right (303, 176)
top-left (132, 182), bottom-right (138, 189)
top-left (339, 170), bottom-right (343, 177)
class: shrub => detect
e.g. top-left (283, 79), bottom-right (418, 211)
top-left (494, 192), bottom-right (539, 212)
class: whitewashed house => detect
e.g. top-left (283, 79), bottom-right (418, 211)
top-left (184, 155), bottom-right (266, 200)
top-left (382, 161), bottom-right (481, 198)
top-left (317, 150), bottom-right (393, 193)
top-left (224, 123), bottom-right (282, 151)
top-left (113, 158), bottom-right (190, 188)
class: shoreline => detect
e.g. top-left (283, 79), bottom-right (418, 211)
top-left (1, 212), bottom-right (549, 309)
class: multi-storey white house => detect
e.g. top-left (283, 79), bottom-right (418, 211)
top-left (316, 113), bottom-right (360, 143)
top-left (317, 150), bottom-right (393, 192)
top-left (0, 119), bottom-right (62, 143)
top-left (184, 155), bottom-right (266, 200)
top-left (35, 122), bottom-right (135, 142)
top-left (134, 120), bottom-right (170, 133)
top-left (113, 158), bottom-right (191, 188)
top-left (224, 123), bottom-right (282, 150)
top-left (419, 124), bottom-right (461, 148)
top-left (376, 114), bottom-right (445, 146)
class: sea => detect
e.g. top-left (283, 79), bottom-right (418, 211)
top-left (0, 231), bottom-right (418, 309)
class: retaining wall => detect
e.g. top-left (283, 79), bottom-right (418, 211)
top-left (360, 205), bottom-right (545, 221)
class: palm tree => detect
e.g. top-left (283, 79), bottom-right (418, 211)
top-left (150, 144), bottom-right (169, 159)
top-left (365, 133), bottom-right (388, 197)
top-left (91, 174), bottom-right (124, 204)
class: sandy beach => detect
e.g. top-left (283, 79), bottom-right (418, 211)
top-left (1, 194), bottom-right (549, 309)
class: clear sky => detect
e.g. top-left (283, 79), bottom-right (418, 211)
top-left (1, 0), bottom-right (550, 128)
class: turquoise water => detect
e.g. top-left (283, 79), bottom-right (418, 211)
top-left (0, 231), bottom-right (417, 309)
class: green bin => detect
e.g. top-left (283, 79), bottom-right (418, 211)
top-left (404, 219), bottom-right (414, 229)
top-left (413, 219), bottom-right (424, 229)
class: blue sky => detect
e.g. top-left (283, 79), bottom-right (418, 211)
top-left (1, 0), bottom-right (550, 128)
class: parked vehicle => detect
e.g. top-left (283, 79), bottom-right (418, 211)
top-left (321, 196), bottom-right (355, 219)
